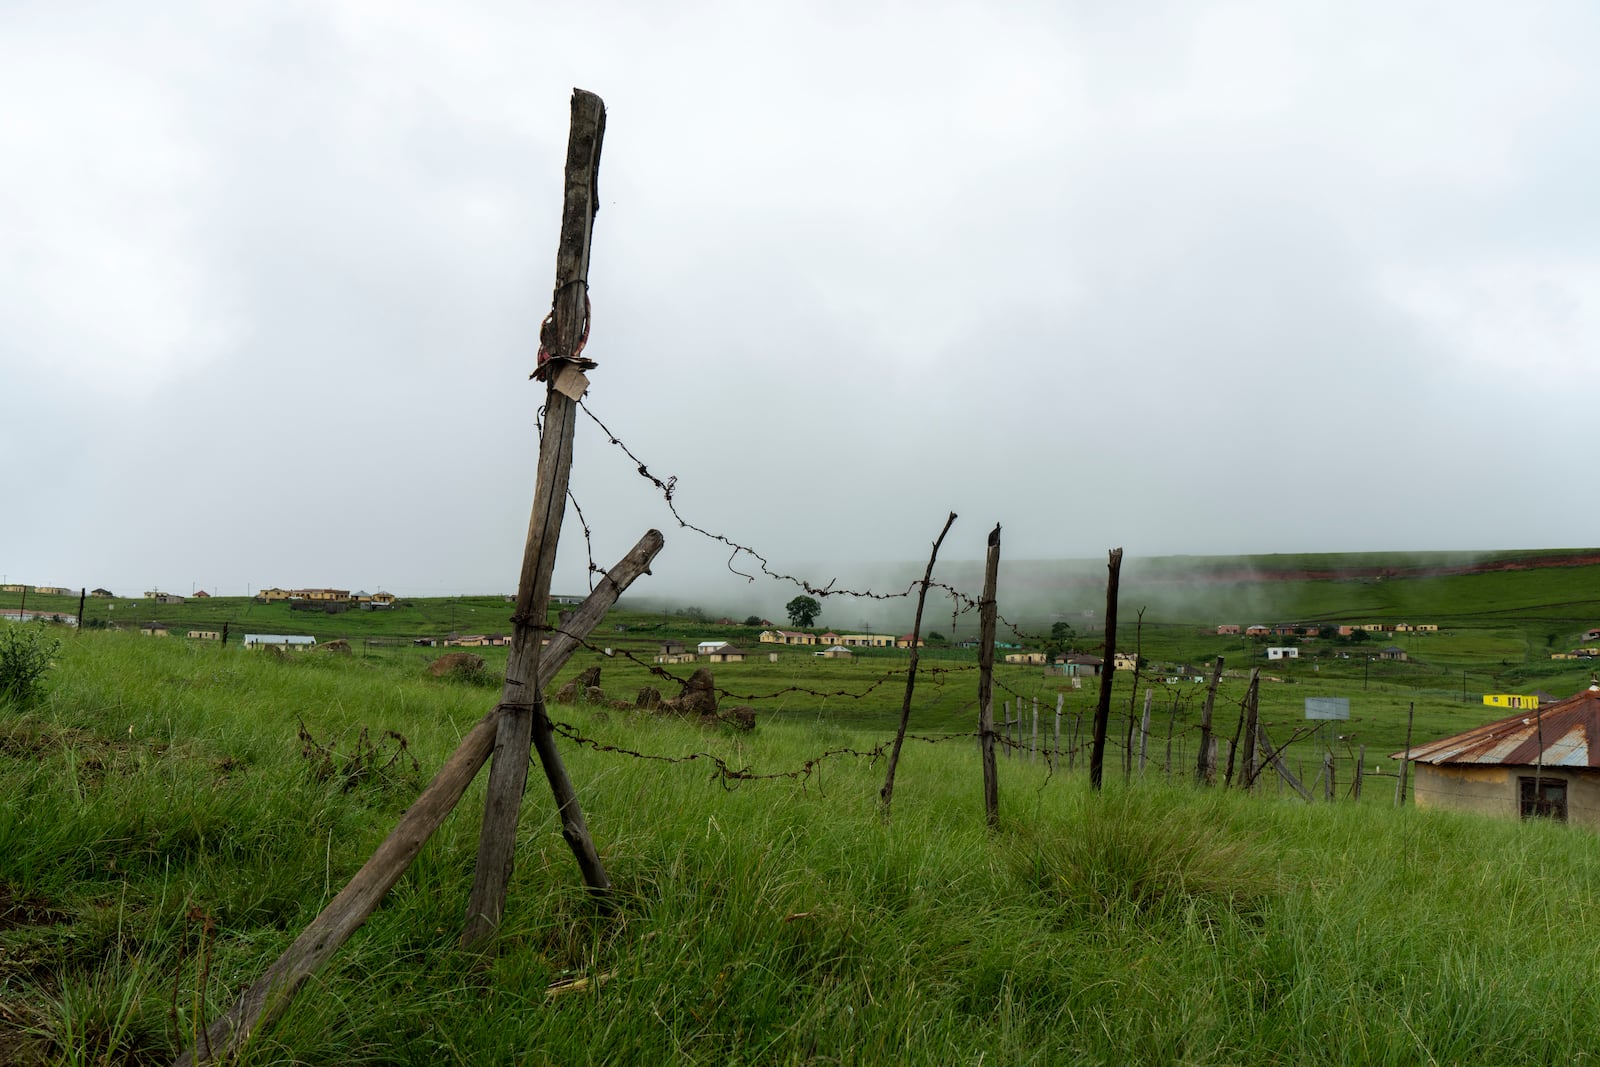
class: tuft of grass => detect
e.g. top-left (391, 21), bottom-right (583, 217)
top-left (1014, 786), bottom-right (1283, 921)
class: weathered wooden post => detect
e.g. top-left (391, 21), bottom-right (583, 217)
top-left (463, 88), bottom-right (611, 947)
top-left (1031, 696), bottom-right (1039, 763)
top-left (1052, 693), bottom-right (1063, 770)
top-left (1241, 671), bottom-right (1260, 790)
top-left (1354, 745), bottom-right (1366, 800)
top-left (880, 511), bottom-right (956, 822)
top-left (1088, 548), bottom-right (1123, 791)
top-left (977, 524), bottom-right (1001, 828)
top-left (1137, 688), bottom-right (1153, 776)
top-left (1323, 751), bottom-right (1335, 802)
top-left (176, 531), bottom-right (663, 1065)
top-left (1196, 656), bottom-right (1224, 784)
top-left (1395, 701), bottom-right (1415, 806)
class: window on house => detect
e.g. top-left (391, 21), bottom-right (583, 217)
top-left (1519, 776), bottom-right (1567, 821)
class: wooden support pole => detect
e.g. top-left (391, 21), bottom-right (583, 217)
top-left (1088, 548), bottom-right (1123, 791)
top-left (464, 88), bottom-right (609, 947)
top-left (977, 524), bottom-right (1001, 829)
top-left (1323, 751), bottom-right (1335, 802)
top-left (1354, 744), bottom-right (1366, 800)
top-left (1031, 697), bottom-right (1039, 764)
top-left (1396, 701), bottom-right (1415, 806)
top-left (1053, 693), bottom-right (1063, 770)
top-left (177, 530), bottom-right (662, 1066)
top-left (1196, 656), bottom-right (1223, 784)
top-left (1224, 669), bottom-right (1259, 789)
top-left (1254, 720), bottom-right (1311, 801)
top-left (1137, 688), bottom-right (1153, 776)
top-left (1241, 671), bottom-right (1260, 790)
top-left (880, 511), bottom-right (956, 821)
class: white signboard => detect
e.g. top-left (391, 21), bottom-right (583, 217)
top-left (1305, 697), bottom-right (1350, 720)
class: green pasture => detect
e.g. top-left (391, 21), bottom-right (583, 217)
top-left (7, 627), bottom-right (1600, 1063)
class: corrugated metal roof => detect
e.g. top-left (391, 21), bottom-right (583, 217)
top-left (1397, 685), bottom-right (1600, 766)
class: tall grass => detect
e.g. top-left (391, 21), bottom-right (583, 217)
top-left (5, 631), bottom-right (1600, 1063)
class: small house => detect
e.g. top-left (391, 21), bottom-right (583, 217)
top-left (1265, 646), bottom-right (1299, 660)
top-left (1244, 625), bottom-right (1270, 638)
top-left (818, 645), bottom-right (853, 659)
top-left (697, 640), bottom-right (728, 655)
top-left (1397, 684), bottom-right (1600, 827)
top-left (1216, 625), bottom-right (1241, 636)
top-left (659, 641), bottom-right (686, 656)
top-left (193, 590), bottom-right (211, 599)
top-left (243, 634), bottom-right (316, 651)
top-left (186, 630), bottom-right (221, 641)
top-left (1113, 652), bottom-right (1139, 671)
top-left (1051, 653), bottom-right (1103, 677)
top-left (895, 634), bottom-right (924, 649)
top-left (140, 622), bottom-right (170, 637)
top-left (1379, 646), bottom-right (1408, 661)
top-left (1003, 651), bottom-right (1048, 666)
top-left (706, 645), bottom-right (745, 663)
top-left (90, 588), bottom-right (115, 598)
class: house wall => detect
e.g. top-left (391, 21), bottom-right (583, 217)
top-left (1414, 764), bottom-right (1600, 829)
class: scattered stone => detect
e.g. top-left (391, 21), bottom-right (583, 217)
top-left (575, 666), bottom-right (602, 690)
top-left (668, 667), bottom-right (718, 717)
top-left (555, 681), bottom-right (580, 704)
top-left (722, 705), bottom-right (756, 731)
top-left (584, 685), bottom-right (606, 704)
top-left (635, 686), bottom-right (662, 709)
top-left (319, 639), bottom-right (352, 654)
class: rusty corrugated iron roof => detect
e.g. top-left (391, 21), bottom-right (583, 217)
top-left (1395, 685), bottom-right (1600, 766)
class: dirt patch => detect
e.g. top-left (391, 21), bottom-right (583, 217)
top-left (0, 884), bottom-right (70, 932)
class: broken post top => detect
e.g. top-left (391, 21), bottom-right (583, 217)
top-left (533, 89), bottom-right (607, 386)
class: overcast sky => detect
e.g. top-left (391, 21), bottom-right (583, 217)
top-left (4, 1), bottom-right (1597, 614)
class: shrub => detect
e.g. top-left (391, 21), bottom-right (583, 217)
top-left (0, 623), bottom-right (61, 708)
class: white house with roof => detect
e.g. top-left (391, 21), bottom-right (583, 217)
top-left (243, 634), bottom-right (317, 651)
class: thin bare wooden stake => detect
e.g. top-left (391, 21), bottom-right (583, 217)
top-left (1053, 693), bottom-right (1063, 770)
top-left (1354, 744), bottom-right (1365, 800)
top-left (1396, 701), bottom-right (1415, 806)
top-left (1137, 688), bottom-right (1153, 775)
top-left (880, 511), bottom-right (956, 821)
top-left (977, 524), bottom-right (1001, 828)
top-left (177, 530), bottom-right (662, 1066)
top-left (1196, 656), bottom-right (1224, 785)
top-left (464, 88), bottom-right (610, 947)
top-left (1031, 697), bottom-right (1039, 763)
top-left (1088, 548), bottom-right (1123, 791)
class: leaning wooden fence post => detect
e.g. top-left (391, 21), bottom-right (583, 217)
top-left (1395, 701), bottom-right (1415, 806)
top-left (1196, 656), bottom-right (1223, 784)
top-left (1137, 688), bottom-right (1153, 776)
top-left (463, 88), bottom-right (611, 948)
top-left (976, 524), bottom-right (1001, 829)
top-left (880, 511), bottom-right (956, 822)
top-left (1088, 547), bottom-right (1123, 791)
top-left (1354, 745), bottom-right (1366, 800)
top-left (176, 531), bottom-right (663, 1067)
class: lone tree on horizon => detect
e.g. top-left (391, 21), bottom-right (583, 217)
top-left (785, 595), bottom-right (821, 628)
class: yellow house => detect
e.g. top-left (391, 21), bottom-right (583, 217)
top-left (1484, 694), bottom-right (1540, 711)
top-left (258, 588), bottom-right (293, 602)
top-left (1113, 652), bottom-right (1139, 671)
top-left (1004, 652), bottom-right (1047, 666)
top-left (187, 630), bottom-right (221, 641)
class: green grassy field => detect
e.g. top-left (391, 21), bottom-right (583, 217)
top-left (5, 551), bottom-right (1600, 1063)
top-left (7, 630), bottom-right (1600, 1063)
